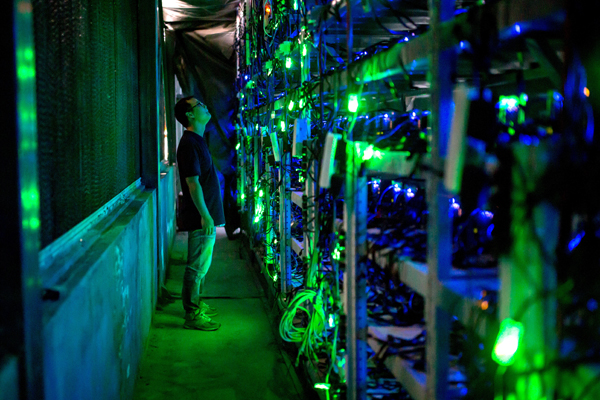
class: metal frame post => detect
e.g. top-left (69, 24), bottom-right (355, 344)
top-left (280, 152), bottom-right (292, 293)
top-left (1, 1), bottom-right (44, 398)
top-left (426, 0), bottom-right (455, 399)
top-left (344, 141), bottom-right (368, 400)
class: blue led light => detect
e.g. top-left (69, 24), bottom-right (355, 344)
top-left (515, 24), bottom-right (521, 34)
top-left (520, 135), bottom-right (532, 146)
top-left (498, 132), bottom-right (511, 143)
top-left (460, 41), bottom-right (466, 49)
top-left (568, 232), bottom-right (585, 252)
top-left (487, 223), bottom-right (495, 238)
top-left (404, 37), bottom-right (409, 42)
top-left (587, 299), bottom-right (598, 312)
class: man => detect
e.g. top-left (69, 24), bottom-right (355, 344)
top-left (175, 96), bottom-right (226, 331)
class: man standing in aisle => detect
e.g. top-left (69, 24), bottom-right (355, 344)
top-left (175, 96), bottom-right (225, 331)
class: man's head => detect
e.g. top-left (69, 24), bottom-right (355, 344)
top-left (175, 96), bottom-right (211, 129)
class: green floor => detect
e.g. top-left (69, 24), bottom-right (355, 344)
top-left (134, 228), bottom-right (306, 400)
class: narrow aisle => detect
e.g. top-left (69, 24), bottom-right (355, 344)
top-left (134, 228), bottom-right (305, 400)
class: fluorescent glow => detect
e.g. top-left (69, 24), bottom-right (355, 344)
top-left (259, 189), bottom-right (264, 197)
top-left (328, 315), bottom-right (335, 327)
top-left (288, 100), bottom-right (295, 111)
top-left (236, 143), bottom-right (241, 150)
top-left (293, 0), bottom-right (298, 10)
top-left (302, 44), bottom-right (307, 56)
top-left (348, 94), bottom-right (359, 112)
top-left (492, 318), bottom-right (523, 366)
top-left (373, 150), bottom-right (383, 159)
top-left (241, 194), bottom-right (245, 200)
top-left (280, 120), bottom-right (286, 131)
top-left (584, 87), bottom-right (590, 97)
top-left (514, 24), bottom-right (521, 34)
top-left (362, 145), bottom-right (374, 161)
top-left (299, 98), bottom-right (305, 108)
top-left (273, 274), bottom-right (278, 281)
top-left (286, 57), bottom-right (292, 68)
top-left (500, 97), bottom-right (519, 110)
top-left (163, 129), bottom-right (168, 160)
top-left (314, 383), bottom-right (331, 390)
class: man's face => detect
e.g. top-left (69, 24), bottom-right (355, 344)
top-left (188, 99), bottom-right (210, 124)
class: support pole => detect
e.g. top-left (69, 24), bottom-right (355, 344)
top-left (344, 141), bottom-right (368, 400)
top-left (426, 0), bottom-right (455, 399)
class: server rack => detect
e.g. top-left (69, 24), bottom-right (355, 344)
top-left (235, 0), bottom-right (598, 399)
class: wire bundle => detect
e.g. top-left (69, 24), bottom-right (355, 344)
top-left (279, 288), bottom-right (328, 365)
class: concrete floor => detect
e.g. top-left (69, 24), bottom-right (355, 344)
top-left (133, 228), bottom-right (307, 400)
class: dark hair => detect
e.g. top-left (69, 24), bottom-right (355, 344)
top-left (175, 96), bottom-right (195, 127)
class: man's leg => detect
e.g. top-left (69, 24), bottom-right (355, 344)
top-left (182, 228), bottom-right (216, 317)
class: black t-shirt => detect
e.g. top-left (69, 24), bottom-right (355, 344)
top-left (177, 130), bottom-right (225, 231)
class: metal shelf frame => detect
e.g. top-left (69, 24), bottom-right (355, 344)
top-left (236, 0), bottom-right (566, 398)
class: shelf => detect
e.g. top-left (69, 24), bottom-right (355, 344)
top-left (397, 260), bottom-right (429, 297)
top-left (291, 237), bottom-right (303, 256)
top-left (369, 243), bottom-right (498, 338)
top-left (368, 326), bottom-right (427, 400)
top-left (439, 273), bottom-right (499, 338)
top-left (365, 152), bottom-right (429, 178)
top-left (292, 191), bottom-right (303, 207)
top-left (368, 326), bottom-right (468, 399)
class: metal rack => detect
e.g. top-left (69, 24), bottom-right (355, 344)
top-left (236, 0), bottom-right (568, 398)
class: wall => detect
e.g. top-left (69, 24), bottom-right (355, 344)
top-left (42, 189), bottom-right (158, 400)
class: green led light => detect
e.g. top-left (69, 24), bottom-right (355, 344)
top-left (314, 383), bottom-right (330, 390)
top-left (374, 150), bottom-right (383, 159)
top-left (255, 123), bottom-right (259, 130)
top-left (419, 132), bottom-right (426, 139)
top-left (348, 94), bottom-right (359, 113)
top-left (280, 120), bottom-right (286, 131)
top-left (241, 193), bottom-right (245, 200)
top-left (254, 185), bottom-right (258, 192)
top-left (328, 315), bottom-right (335, 328)
top-left (236, 143), bottom-right (241, 150)
top-left (293, 0), bottom-right (298, 11)
top-left (299, 98), bottom-right (305, 108)
top-left (288, 100), bottom-right (295, 111)
top-left (492, 318), bottom-right (524, 366)
top-left (273, 274), bottom-right (278, 281)
top-left (332, 249), bottom-right (340, 260)
top-left (302, 44), bottom-right (307, 56)
top-left (362, 144), bottom-right (374, 161)
top-left (286, 57), bottom-right (292, 68)
top-left (259, 189), bottom-right (264, 197)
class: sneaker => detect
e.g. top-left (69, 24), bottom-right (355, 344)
top-left (183, 313), bottom-right (221, 331)
top-left (199, 301), bottom-right (217, 317)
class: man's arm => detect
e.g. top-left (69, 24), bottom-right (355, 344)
top-left (185, 176), bottom-right (215, 235)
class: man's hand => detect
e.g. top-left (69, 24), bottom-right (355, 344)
top-left (202, 214), bottom-right (215, 236)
